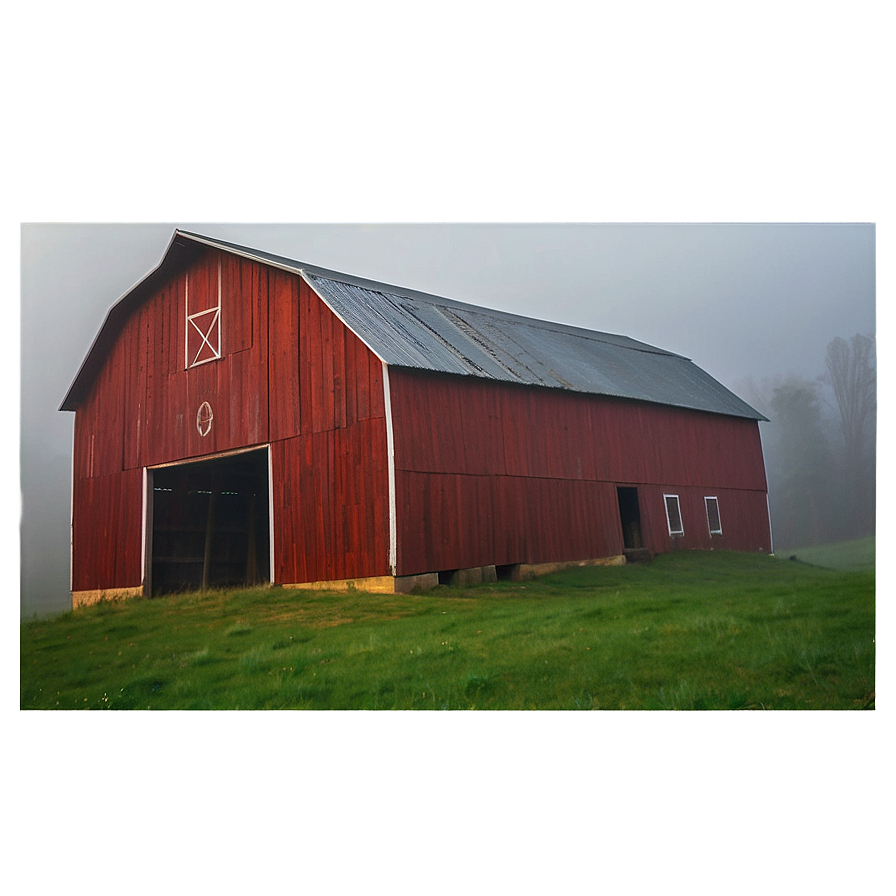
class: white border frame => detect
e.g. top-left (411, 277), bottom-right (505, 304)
top-left (143, 443), bottom-right (273, 595)
top-left (664, 493), bottom-right (684, 537)
top-left (299, 271), bottom-right (396, 576)
top-left (184, 262), bottom-right (223, 369)
top-left (142, 466), bottom-right (153, 596)
top-left (267, 444), bottom-right (276, 582)
top-left (704, 495), bottom-right (723, 535)
top-left (382, 364), bottom-right (397, 575)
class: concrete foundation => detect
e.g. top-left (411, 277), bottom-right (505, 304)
top-left (283, 573), bottom-right (440, 594)
top-left (510, 555), bottom-right (626, 581)
top-left (442, 565), bottom-right (498, 586)
top-left (393, 573), bottom-right (440, 593)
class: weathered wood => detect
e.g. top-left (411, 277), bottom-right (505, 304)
top-left (270, 416), bottom-right (389, 585)
top-left (268, 268), bottom-right (301, 441)
top-left (71, 468), bottom-right (143, 592)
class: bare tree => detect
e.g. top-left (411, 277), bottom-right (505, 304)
top-left (822, 334), bottom-right (876, 534)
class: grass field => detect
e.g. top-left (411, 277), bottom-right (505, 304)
top-left (779, 535), bottom-right (875, 572)
top-left (20, 550), bottom-right (874, 710)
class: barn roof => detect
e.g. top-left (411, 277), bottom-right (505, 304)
top-left (60, 229), bottom-right (767, 421)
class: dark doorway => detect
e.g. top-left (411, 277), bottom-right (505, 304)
top-left (149, 448), bottom-right (270, 596)
top-left (617, 486), bottom-right (643, 550)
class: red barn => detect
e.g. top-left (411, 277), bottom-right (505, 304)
top-left (60, 230), bottom-right (772, 608)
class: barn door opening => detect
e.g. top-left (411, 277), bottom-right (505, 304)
top-left (617, 487), bottom-right (643, 552)
top-left (148, 448), bottom-right (271, 596)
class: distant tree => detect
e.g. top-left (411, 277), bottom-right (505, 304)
top-left (768, 377), bottom-right (833, 547)
top-left (821, 334), bottom-right (876, 535)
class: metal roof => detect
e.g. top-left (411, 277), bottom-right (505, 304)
top-left (61, 230), bottom-right (766, 421)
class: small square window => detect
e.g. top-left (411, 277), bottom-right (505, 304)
top-left (705, 497), bottom-right (722, 535)
top-left (664, 494), bottom-right (684, 536)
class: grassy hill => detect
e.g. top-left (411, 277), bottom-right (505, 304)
top-left (20, 550), bottom-right (874, 710)
top-left (778, 535), bottom-right (875, 572)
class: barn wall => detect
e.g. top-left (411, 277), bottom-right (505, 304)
top-left (130, 252), bottom-right (271, 467)
top-left (636, 485), bottom-right (772, 554)
top-left (71, 331), bottom-right (141, 591)
top-left (74, 250), bottom-right (272, 475)
top-left (70, 251), bottom-right (391, 593)
top-left (271, 420), bottom-right (390, 583)
top-left (390, 370), bottom-right (767, 488)
top-left (388, 369), bottom-right (770, 575)
top-left (396, 472), bottom-right (622, 574)
top-left (269, 278), bottom-right (389, 584)
top-left (73, 333), bottom-right (126, 480)
top-left (71, 250), bottom-right (274, 591)
top-left (71, 468), bottom-right (143, 592)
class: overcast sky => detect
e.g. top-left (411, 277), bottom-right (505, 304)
top-left (10, 3), bottom-right (888, 627)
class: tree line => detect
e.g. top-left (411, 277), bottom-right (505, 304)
top-left (737, 334), bottom-right (876, 550)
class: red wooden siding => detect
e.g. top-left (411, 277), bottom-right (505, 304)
top-left (396, 472), bottom-right (621, 574)
top-left (636, 485), bottom-right (771, 554)
top-left (132, 251), bottom-right (270, 466)
top-left (271, 419), bottom-right (389, 583)
top-left (267, 275), bottom-right (386, 442)
top-left (388, 369), bottom-right (770, 575)
top-left (75, 250), bottom-right (272, 474)
top-left (390, 370), bottom-right (767, 489)
top-left (268, 268), bottom-right (302, 441)
top-left (73, 340), bottom-right (126, 479)
top-left (71, 250), bottom-right (269, 590)
top-left (268, 278), bottom-right (389, 584)
top-left (71, 469), bottom-right (143, 591)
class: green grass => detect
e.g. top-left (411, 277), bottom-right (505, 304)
top-left (779, 535), bottom-right (875, 572)
top-left (20, 551), bottom-right (875, 710)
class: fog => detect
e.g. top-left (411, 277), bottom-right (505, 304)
top-left (2, 2), bottom-right (893, 615)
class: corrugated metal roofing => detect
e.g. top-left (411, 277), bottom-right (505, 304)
top-left (303, 275), bottom-right (766, 421)
top-left (61, 230), bottom-right (767, 421)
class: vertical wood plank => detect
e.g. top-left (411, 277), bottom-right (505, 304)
top-left (269, 268), bottom-right (301, 442)
top-left (71, 468), bottom-right (143, 591)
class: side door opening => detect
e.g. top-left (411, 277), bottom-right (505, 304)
top-left (147, 447), bottom-right (271, 596)
top-left (617, 486), bottom-right (644, 555)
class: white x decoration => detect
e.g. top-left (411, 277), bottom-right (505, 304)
top-left (184, 262), bottom-right (224, 369)
top-left (187, 306), bottom-right (221, 367)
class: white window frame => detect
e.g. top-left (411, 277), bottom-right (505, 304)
top-left (664, 494), bottom-right (684, 537)
top-left (185, 262), bottom-right (223, 369)
top-left (705, 496), bottom-right (722, 536)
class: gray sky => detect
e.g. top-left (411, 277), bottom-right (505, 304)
top-left (10, 3), bottom-right (889, 627)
